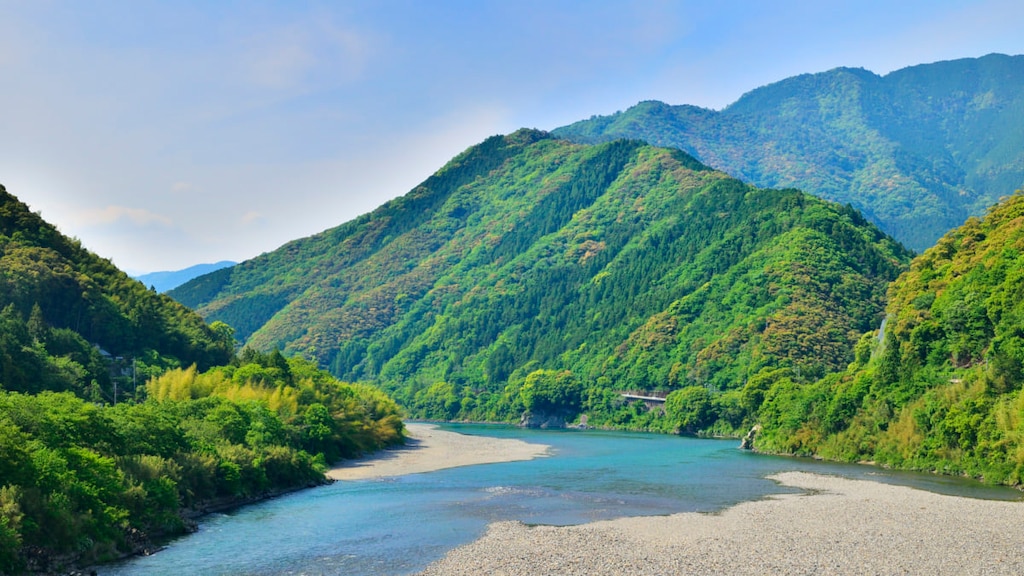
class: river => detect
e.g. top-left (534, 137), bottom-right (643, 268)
top-left (100, 424), bottom-right (1020, 575)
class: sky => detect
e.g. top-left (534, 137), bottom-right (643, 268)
top-left (1, 0), bottom-right (1022, 274)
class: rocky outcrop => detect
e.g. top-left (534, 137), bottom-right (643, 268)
top-left (740, 425), bottom-right (762, 450)
top-left (518, 410), bottom-right (567, 429)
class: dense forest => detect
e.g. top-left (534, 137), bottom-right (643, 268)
top-left (172, 131), bottom-right (909, 433)
top-left (0, 186), bottom-right (404, 574)
top-left (750, 191), bottom-right (1024, 485)
top-left (0, 184), bottom-right (233, 399)
top-left (554, 54), bottom-right (1024, 252)
top-left (0, 351), bottom-right (402, 573)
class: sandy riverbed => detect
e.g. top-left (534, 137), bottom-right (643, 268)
top-left (418, 471), bottom-right (1024, 575)
top-left (326, 422), bottom-right (550, 480)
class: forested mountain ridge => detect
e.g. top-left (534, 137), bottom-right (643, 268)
top-left (553, 53), bottom-right (1024, 251)
top-left (751, 190), bottom-right (1024, 485)
top-left (171, 128), bottom-right (550, 342)
top-left (0, 184), bottom-right (233, 397)
top-left (172, 131), bottom-right (910, 427)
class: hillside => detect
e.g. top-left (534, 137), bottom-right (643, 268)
top-left (134, 261), bottom-right (236, 293)
top-left (0, 184), bottom-right (404, 573)
top-left (0, 184), bottom-right (233, 398)
top-left (172, 130), bottom-right (910, 427)
top-left (554, 54), bottom-right (1024, 251)
top-left (752, 191), bottom-right (1024, 485)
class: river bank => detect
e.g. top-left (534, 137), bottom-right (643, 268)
top-left (88, 423), bottom-right (544, 575)
top-left (95, 424), bottom-right (1024, 575)
top-left (326, 422), bottom-right (551, 480)
top-left (418, 470), bottom-right (1024, 575)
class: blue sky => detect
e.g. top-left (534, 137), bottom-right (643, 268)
top-left (1, 0), bottom-right (1022, 273)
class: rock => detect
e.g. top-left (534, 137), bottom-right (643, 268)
top-left (518, 410), bottom-right (567, 429)
top-left (739, 424), bottom-right (762, 450)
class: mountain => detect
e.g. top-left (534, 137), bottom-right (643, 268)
top-left (752, 191), bottom-right (1024, 485)
top-left (0, 184), bottom-right (233, 397)
top-left (553, 53), bottom-right (1024, 252)
top-left (171, 130), bottom-right (910, 427)
top-left (134, 261), bottom-right (236, 293)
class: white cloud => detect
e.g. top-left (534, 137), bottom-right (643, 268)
top-left (74, 206), bottom-right (174, 228)
top-left (241, 211), bottom-right (265, 225)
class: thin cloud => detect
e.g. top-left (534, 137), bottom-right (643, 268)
top-left (242, 18), bottom-right (372, 91)
top-left (241, 211), bottom-right (265, 225)
top-left (75, 206), bottom-right (174, 228)
top-left (245, 28), bottom-right (315, 89)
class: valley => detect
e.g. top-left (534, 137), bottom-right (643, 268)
top-left (2, 50), bottom-right (1024, 575)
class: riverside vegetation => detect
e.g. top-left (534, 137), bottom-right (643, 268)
top-left (0, 186), bottom-right (403, 574)
top-left (755, 192), bottom-right (1024, 484)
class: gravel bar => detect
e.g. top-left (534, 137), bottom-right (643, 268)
top-left (418, 471), bottom-right (1024, 575)
top-left (327, 423), bottom-right (550, 480)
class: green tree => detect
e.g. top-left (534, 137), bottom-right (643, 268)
top-left (0, 486), bottom-right (23, 574)
top-left (665, 386), bottom-right (712, 434)
top-left (520, 370), bottom-right (582, 415)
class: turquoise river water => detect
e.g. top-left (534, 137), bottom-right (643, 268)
top-left (100, 424), bottom-right (1020, 575)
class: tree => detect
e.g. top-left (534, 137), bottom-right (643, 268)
top-left (210, 321), bottom-right (236, 353)
top-left (665, 386), bottom-right (712, 434)
top-left (520, 369), bottom-right (582, 415)
top-left (302, 403), bottom-right (335, 458)
top-left (0, 486), bottom-right (23, 574)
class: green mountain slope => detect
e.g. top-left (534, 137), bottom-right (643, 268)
top-left (553, 54), bottom-right (1024, 251)
top-left (172, 131), bottom-right (910, 427)
top-left (0, 184), bottom-right (404, 573)
top-left (0, 184), bottom-right (233, 398)
top-left (752, 191), bottom-right (1024, 485)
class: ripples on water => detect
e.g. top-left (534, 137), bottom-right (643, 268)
top-left (100, 424), bottom-right (1020, 576)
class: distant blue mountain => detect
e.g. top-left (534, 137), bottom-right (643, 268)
top-left (134, 261), bottom-right (236, 293)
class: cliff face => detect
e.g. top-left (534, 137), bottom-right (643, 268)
top-left (519, 411), bottom-right (568, 429)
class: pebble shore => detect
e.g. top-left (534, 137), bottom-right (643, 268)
top-left (419, 471), bottom-right (1024, 575)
